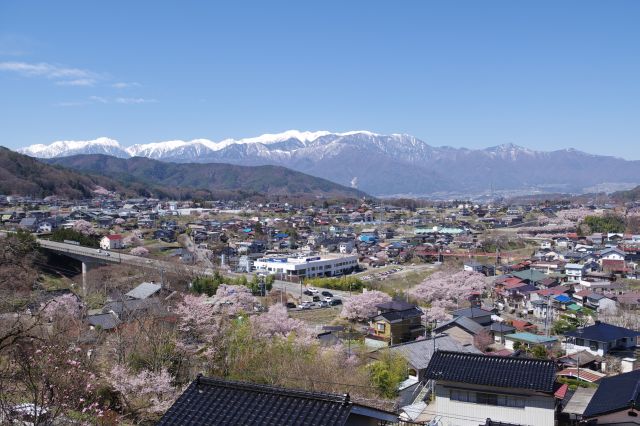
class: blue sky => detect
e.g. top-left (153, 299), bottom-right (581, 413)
top-left (1, 1), bottom-right (639, 158)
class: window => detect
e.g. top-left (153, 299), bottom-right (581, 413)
top-left (589, 340), bottom-right (599, 351)
top-left (450, 390), bottom-right (524, 408)
top-left (376, 323), bottom-right (385, 332)
top-left (477, 393), bottom-right (498, 405)
top-left (450, 389), bottom-right (472, 402)
top-left (575, 338), bottom-right (584, 346)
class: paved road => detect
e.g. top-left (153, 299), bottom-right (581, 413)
top-left (37, 238), bottom-right (218, 276)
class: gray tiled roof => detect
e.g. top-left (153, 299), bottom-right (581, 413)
top-left (385, 334), bottom-right (481, 370)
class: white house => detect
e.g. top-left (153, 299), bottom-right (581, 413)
top-left (598, 247), bottom-right (626, 262)
top-left (407, 351), bottom-right (557, 426)
top-left (565, 263), bottom-right (587, 283)
top-left (100, 234), bottom-right (124, 250)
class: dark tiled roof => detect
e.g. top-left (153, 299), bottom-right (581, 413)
top-left (376, 300), bottom-right (415, 312)
top-left (424, 350), bottom-right (557, 393)
top-left (489, 322), bottom-right (516, 333)
top-left (583, 369), bottom-right (640, 418)
top-left (373, 307), bottom-right (423, 323)
top-left (564, 321), bottom-right (640, 342)
top-left (452, 307), bottom-right (493, 319)
top-left (157, 376), bottom-right (353, 425)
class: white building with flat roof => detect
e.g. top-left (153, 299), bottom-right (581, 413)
top-left (254, 253), bottom-right (358, 278)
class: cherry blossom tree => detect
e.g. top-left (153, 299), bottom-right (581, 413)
top-left (108, 365), bottom-right (178, 420)
top-left (408, 270), bottom-right (487, 320)
top-left (251, 304), bottom-right (312, 341)
top-left (40, 293), bottom-right (82, 322)
top-left (173, 294), bottom-right (219, 354)
top-left (1, 342), bottom-right (102, 424)
top-left (341, 290), bottom-right (392, 321)
top-left (72, 219), bottom-right (95, 236)
top-left (114, 218), bottom-right (126, 225)
top-left (210, 284), bottom-right (257, 315)
top-left (130, 246), bottom-right (149, 257)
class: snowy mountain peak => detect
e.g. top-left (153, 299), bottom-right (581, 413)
top-left (19, 137), bottom-right (128, 158)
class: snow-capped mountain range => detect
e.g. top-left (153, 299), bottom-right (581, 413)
top-left (17, 130), bottom-right (640, 196)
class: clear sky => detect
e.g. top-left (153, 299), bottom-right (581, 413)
top-left (1, 1), bottom-right (639, 158)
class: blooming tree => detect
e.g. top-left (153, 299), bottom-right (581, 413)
top-left (408, 270), bottom-right (487, 320)
top-left (2, 343), bottom-right (102, 424)
top-left (210, 284), bottom-right (257, 315)
top-left (174, 294), bottom-right (219, 354)
top-left (108, 365), bottom-right (178, 419)
top-left (40, 293), bottom-right (83, 322)
top-left (251, 304), bottom-right (312, 341)
top-left (72, 219), bottom-right (94, 236)
top-left (130, 246), bottom-right (149, 257)
top-left (341, 290), bottom-right (392, 321)
top-left (114, 218), bottom-right (126, 225)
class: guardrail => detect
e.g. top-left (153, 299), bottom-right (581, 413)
top-left (37, 240), bottom-right (121, 263)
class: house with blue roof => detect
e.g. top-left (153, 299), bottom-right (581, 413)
top-left (564, 321), bottom-right (640, 357)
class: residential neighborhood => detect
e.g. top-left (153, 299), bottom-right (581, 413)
top-left (2, 191), bottom-right (640, 425)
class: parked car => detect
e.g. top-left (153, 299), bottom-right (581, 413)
top-left (285, 302), bottom-right (296, 309)
top-left (323, 297), bottom-right (332, 303)
top-left (330, 299), bottom-right (342, 306)
top-left (312, 295), bottom-right (320, 302)
top-left (307, 287), bottom-right (319, 294)
top-left (318, 300), bottom-right (329, 308)
top-left (303, 290), bottom-right (313, 296)
top-left (298, 302), bottom-right (312, 310)
top-left (321, 291), bottom-right (333, 297)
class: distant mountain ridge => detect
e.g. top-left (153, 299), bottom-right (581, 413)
top-left (18, 130), bottom-right (640, 196)
top-left (1, 148), bottom-right (366, 200)
top-left (44, 154), bottom-right (367, 199)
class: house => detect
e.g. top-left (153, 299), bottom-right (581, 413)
top-left (412, 351), bottom-right (557, 426)
top-left (564, 321), bottom-right (640, 357)
top-left (365, 300), bottom-right (425, 347)
top-left (157, 376), bottom-right (398, 425)
top-left (452, 307), bottom-right (494, 326)
top-left (100, 234), bottom-right (123, 250)
top-left (434, 316), bottom-right (487, 347)
top-left (598, 247), bottom-right (626, 262)
top-left (370, 334), bottom-right (481, 382)
top-left (489, 322), bottom-right (516, 344)
top-left (18, 217), bottom-right (38, 231)
top-left (582, 369), bottom-right (640, 424)
top-left (565, 263), bottom-right (587, 283)
top-left (504, 332), bottom-right (558, 351)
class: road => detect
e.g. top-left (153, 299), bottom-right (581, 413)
top-left (37, 240), bottom-right (356, 302)
top-left (37, 238), bottom-right (217, 276)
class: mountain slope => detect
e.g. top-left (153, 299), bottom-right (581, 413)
top-left (45, 155), bottom-right (367, 199)
top-left (0, 147), bottom-right (125, 198)
top-left (19, 131), bottom-right (640, 196)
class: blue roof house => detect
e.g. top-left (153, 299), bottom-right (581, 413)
top-left (564, 321), bottom-right (640, 357)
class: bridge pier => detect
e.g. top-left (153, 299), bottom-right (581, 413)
top-left (80, 261), bottom-right (98, 296)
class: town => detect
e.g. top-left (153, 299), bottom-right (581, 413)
top-left (1, 192), bottom-right (639, 425)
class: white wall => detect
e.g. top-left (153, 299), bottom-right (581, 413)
top-left (432, 384), bottom-right (555, 426)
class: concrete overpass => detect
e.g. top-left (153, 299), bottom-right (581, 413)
top-left (37, 239), bottom-right (216, 294)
